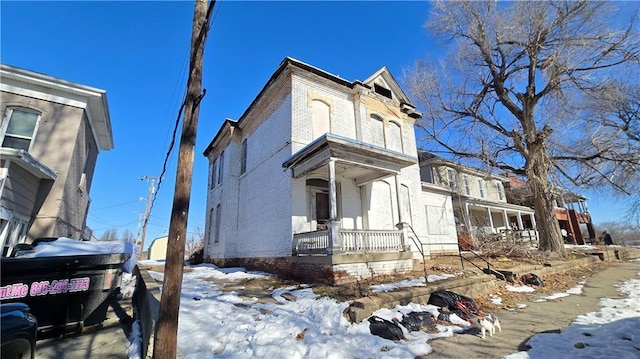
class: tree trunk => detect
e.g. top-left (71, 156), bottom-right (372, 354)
top-left (526, 150), bottom-right (565, 255)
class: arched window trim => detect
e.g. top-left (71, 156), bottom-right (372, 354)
top-left (311, 99), bottom-right (331, 139)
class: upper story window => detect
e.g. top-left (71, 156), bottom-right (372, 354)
top-left (374, 84), bottom-right (392, 99)
top-left (1, 108), bottom-right (41, 152)
top-left (210, 158), bottom-right (217, 189)
top-left (463, 175), bottom-right (471, 195)
top-left (217, 151), bottom-right (224, 185)
top-left (386, 121), bottom-right (403, 152)
top-left (370, 115), bottom-right (385, 147)
top-left (478, 179), bottom-right (486, 198)
top-left (240, 139), bottom-right (248, 175)
top-left (446, 169), bottom-right (456, 189)
top-left (311, 100), bottom-right (331, 139)
top-left (496, 181), bottom-right (505, 200)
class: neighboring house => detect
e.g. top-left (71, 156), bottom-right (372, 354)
top-left (0, 64), bottom-right (113, 255)
top-left (505, 174), bottom-right (596, 245)
top-left (419, 152), bottom-right (538, 247)
top-left (147, 236), bottom-right (168, 261)
top-left (202, 57), bottom-right (458, 284)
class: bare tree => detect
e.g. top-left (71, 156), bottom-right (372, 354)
top-left (596, 221), bottom-right (640, 247)
top-left (185, 226), bottom-right (204, 259)
top-left (581, 83), bottom-right (640, 224)
top-left (121, 229), bottom-right (136, 243)
top-left (405, 1), bottom-right (640, 255)
top-left (99, 228), bottom-right (118, 241)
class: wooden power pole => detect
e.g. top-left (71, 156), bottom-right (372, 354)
top-left (139, 175), bottom-right (157, 257)
top-left (153, 1), bottom-right (214, 358)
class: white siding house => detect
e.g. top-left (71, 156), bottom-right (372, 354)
top-left (203, 58), bottom-right (458, 284)
top-left (419, 152), bottom-right (538, 248)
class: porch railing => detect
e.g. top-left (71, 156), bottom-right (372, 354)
top-left (293, 229), bottom-right (404, 255)
top-left (293, 230), bottom-right (330, 254)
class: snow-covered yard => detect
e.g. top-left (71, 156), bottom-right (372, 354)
top-left (126, 259), bottom-right (640, 358)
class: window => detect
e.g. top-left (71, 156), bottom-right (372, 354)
top-left (311, 100), bottom-right (330, 139)
top-left (240, 139), bottom-right (247, 175)
top-left (210, 159), bottom-right (217, 189)
top-left (207, 208), bottom-right (214, 245)
top-left (447, 169), bottom-right (456, 189)
top-left (374, 84), bottom-right (392, 99)
top-left (478, 179), bottom-right (485, 198)
top-left (425, 205), bottom-right (449, 235)
top-left (1, 108), bottom-right (41, 152)
top-left (217, 151), bottom-right (224, 185)
top-left (387, 121), bottom-right (403, 152)
top-left (214, 204), bottom-right (221, 243)
top-left (370, 115), bottom-right (385, 147)
top-left (463, 175), bottom-right (471, 195)
top-left (496, 181), bottom-right (505, 201)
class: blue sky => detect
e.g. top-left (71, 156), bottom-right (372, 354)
top-left (0, 1), bottom-right (627, 247)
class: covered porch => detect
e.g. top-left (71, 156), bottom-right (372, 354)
top-left (283, 133), bottom-right (418, 256)
top-left (456, 199), bottom-right (539, 245)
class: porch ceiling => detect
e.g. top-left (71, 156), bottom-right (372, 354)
top-left (282, 133), bottom-right (417, 186)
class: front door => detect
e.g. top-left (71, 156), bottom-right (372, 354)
top-left (314, 191), bottom-right (329, 230)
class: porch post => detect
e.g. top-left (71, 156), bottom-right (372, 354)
top-left (501, 210), bottom-right (509, 230)
top-left (486, 207), bottom-right (495, 233)
top-left (530, 214), bottom-right (538, 242)
top-left (516, 212), bottom-right (524, 230)
top-left (328, 158), bottom-right (340, 251)
top-left (394, 175), bottom-right (407, 250)
top-left (394, 175), bottom-right (404, 224)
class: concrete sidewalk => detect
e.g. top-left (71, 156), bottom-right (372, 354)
top-left (35, 296), bottom-right (133, 359)
top-left (425, 260), bottom-right (640, 359)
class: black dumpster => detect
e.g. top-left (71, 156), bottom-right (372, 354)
top-left (0, 238), bottom-right (131, 338)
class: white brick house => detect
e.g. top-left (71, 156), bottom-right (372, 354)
top-left (203, 58), bottom-right (457, 283)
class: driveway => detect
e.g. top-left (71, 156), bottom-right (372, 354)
top-left (35, 296), bottom-right (133, 359)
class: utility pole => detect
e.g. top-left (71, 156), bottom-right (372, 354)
top-left (139, 176), bottom-right (157, 256)
top-left (153, 1), bottom-right (214, 358)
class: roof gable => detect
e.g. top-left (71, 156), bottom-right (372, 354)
top-left (363, 67), bottom-right (411, 105)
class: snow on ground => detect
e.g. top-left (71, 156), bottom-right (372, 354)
top-left (533, 281), bottom-right (586, 302)
top-left (128, 261), bottom-right (640, 359)
top-left (489, 294), bottom-right (503, 305)
top-left (506, 284), bottom-right (536, 293)
top-left (137, 265), bottom-right (471, 358)
top-left (504, 271), bottom-right (640, 359)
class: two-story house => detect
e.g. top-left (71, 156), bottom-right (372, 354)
top-left (203, 58), bottom-right (458, 284)
top-left (419, 152), bottom-right (538, 248)
top-left (0, 64), bottom-right (113, 256)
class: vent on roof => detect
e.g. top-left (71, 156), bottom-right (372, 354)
top-left (374, 84), bottom-right (392, 99)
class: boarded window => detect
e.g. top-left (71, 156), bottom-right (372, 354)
top-left (387, 121), bottom-right (403, 152)
top-left (370, 115), bottom-right (385, 147)
top-left (311, 100), bottom-right (330, 139)
top-left (425, 205), bottom-right (450, 235)
top-left (401, 184), bottom-right (412, 225)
